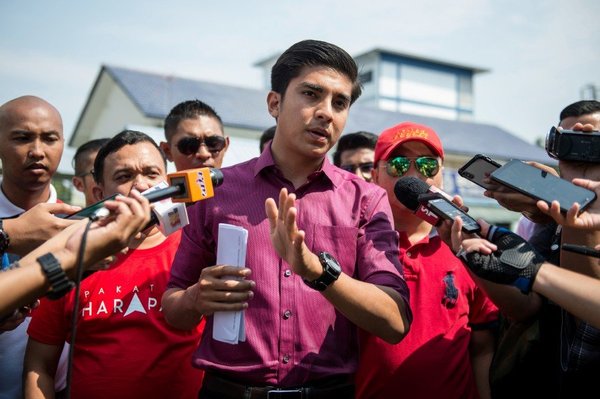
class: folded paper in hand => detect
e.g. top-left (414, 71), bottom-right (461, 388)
top-left (212, 223), bottom-right (248, 344)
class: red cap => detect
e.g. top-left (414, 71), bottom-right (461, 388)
top-left (374, 122), bottom-right (444, 165)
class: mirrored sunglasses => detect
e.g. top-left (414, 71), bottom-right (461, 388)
top-left (385, 156), bottom-right (440, 178)
top-left (176, 135), bottom-right (226, 155)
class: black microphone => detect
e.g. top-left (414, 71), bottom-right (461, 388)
top-left (394, 176), bottom-right (480, 233)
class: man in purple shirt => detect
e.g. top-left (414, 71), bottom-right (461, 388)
top-left (162, 39), bottom-right (412, 398)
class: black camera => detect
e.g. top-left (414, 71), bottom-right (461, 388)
top-left (545, 126), bottom-right (600, 162)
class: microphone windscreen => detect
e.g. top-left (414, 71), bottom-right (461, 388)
top-left (210, 168), bottom-right (224, 187)
top-left (394, 176), bottom-right (430, 211)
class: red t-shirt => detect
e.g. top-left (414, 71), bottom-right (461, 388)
top-left (356, 232), bottom-right (498, 399)
top-left (28, 231), bottom-right (205, 399)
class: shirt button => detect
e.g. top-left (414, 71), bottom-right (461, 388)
top-left (284, 270), bottom-right (292, 277)
top-left (283, 355), bottom-right (290, 364)
top-left (283, 310), bottom-right (292, 319)
top-left (406, 252), bottom-right (412, 257)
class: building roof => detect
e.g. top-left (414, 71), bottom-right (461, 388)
top-left (353, 47), bottom-right (490, 74)
top-left (103, 65), bottom-right (273, 130)
top-left (72, 64), bottom-right (552, 164)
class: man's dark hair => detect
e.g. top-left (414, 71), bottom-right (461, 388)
top-left (559, 100), bottom-right (600, 123)
top-left (164, 99), bottom-right (224, 142)
top-left (259, 125), bottom-right (276, 153)
top-left (332, 131), bottom-right (378, 166)
top-left (72, 138), bottom-right (110, 176)
top-left (93, 130), bottom-right (167, 183)
top-left (271, 39), bottom-right (362, 105)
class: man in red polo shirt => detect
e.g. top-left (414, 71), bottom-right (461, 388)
top-left (356, 122), bottom-right (499, 399)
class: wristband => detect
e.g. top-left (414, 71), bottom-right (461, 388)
top-left (37, 253), bottom-right (75, 300)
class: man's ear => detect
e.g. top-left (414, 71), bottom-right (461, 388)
top-left (267, 91), bottom-right (281, 119)
top-left (371, 166), bottom-right (380, 184)
top-left (159, 141), bottom-right (173, 162)
top-left (92, 185), bottom-right (104, 202)
top-left (71, 176), bottom-right (84, 193)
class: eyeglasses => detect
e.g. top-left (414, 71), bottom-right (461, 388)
top-left (176, 135), bottom-right (226, 156)
top-left (340, 162), bottom-right (374, 180)
top-left (384, 156), bottom-right (440, 178)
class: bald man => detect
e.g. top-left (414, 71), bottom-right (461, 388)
top-left (0, 96), bottom-right (77, 399)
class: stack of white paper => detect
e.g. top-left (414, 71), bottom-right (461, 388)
top-left (212, 223), bottom-right (249, 344)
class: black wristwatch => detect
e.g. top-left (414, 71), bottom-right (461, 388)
top-left (0, 219), bottom-right (10, 254)
top-left (37, 253), bottom-right (75, 300)
top-left (303, 252), bottom-right (342, 291)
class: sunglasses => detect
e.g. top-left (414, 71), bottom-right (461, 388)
top-left (384, 156), bottom-right (440, 178)
top-left (176, 135), bottom-right (226, 156)
top-left (340, 162), bottom-right (374, 178)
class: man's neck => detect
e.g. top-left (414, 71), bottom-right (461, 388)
top-left (395, 213), bottom-right (433, 245)
top-left (271, 146), bottom-right (325, 189)
top-left (1, 181), bottom-right (51, 211)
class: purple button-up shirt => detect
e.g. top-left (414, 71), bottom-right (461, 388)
top-left (168, 149), bottom-right (411, 386)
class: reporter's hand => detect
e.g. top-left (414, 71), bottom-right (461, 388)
top-left (437, 195), bottom-right (469, 246)
top-left (537, 178), bottom-right (600, 230)
top-left (450, 217), bottom-right (495, 255)
top-left (60, 190), bottom-right (152, 277)
top-left (0, 300), bottom-right (38, 333)
top-left (483, 161), bottom-right (557, 224)
top-left (4, 202), bottom-right (81, 255)
top-left (455, 222), bottom-right (545, 293)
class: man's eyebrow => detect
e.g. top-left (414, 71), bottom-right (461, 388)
top-left (299, 82), bottom-right (351, 103)
top-left (299, 82), bottom-right (323, 93)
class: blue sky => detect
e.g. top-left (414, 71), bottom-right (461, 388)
top-left (1, 0), bottom-right (598, 146)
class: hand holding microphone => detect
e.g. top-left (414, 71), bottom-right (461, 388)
top-left (69, 168), bottom-right (224, 232)
top-left (452, 218), bottom-right (545, 294)
top-left (394, 176), bottom-right (481, 233)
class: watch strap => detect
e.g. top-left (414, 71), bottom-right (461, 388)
top-left (303, 252), bottom-right (341, 291)
top-left (37, 253), bottom-right (75, 300)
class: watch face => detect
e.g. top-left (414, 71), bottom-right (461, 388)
top-left (320, 252), bottom-right (341, 273)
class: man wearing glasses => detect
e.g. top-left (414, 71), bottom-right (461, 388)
top-left (71, 138), bottom-right (110, 206)
top-left (332, 131), bottom-right (377, 182)
top-left (160, 99), bottom-right (229, 171)
top-left (355, 121), bottom-right (498, 399)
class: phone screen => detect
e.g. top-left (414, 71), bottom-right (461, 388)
top-left (65, 194), bottom-right (118, 219)
top-left (490, 160), bottom-right (596, 212)
top-left (428, 198), bottom-right (481, 233)
top-left (458, 154), bottom-right (501, 189)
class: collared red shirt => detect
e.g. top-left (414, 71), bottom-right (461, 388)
top-left (168, 148), bottom-right (411, 386)
top-left (356, 230), bottom-right (498, 399)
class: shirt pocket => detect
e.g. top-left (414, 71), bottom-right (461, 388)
top-left (304, 224), bottom-right (358, 276)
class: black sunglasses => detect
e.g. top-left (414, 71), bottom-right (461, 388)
top-left (176, 135), bottom-right (226, 156)
top-left (340, 162), bottom-right (374, 180)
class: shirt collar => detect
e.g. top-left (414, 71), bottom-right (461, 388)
top-left (254, 145), bottom-right (340, 188)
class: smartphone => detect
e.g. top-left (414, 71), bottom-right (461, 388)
top-left (562, 243), bottom-right (600, 258)
top-left (422, 194), bottom-right (481, 234)
top-left (458, 154), bottom-right (502, 189)
top-left (65, 194), bottom-right (117, 220)
top-left (490, 160), bottom-right (597, 213)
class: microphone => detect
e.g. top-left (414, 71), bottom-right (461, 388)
top-left (90, 168), bottom-right (224, 231)
top-left (144, 167), bottom-right (224, 203)
top-left (394, 176), bottom-right (442, 225)
top-left (394, 176), bottom-right (481, 233)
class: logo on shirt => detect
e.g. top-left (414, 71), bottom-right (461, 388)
top-left (442, 272), bottom-right (458, 309)
top-left (80, 284), bottom-right (160, 318)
